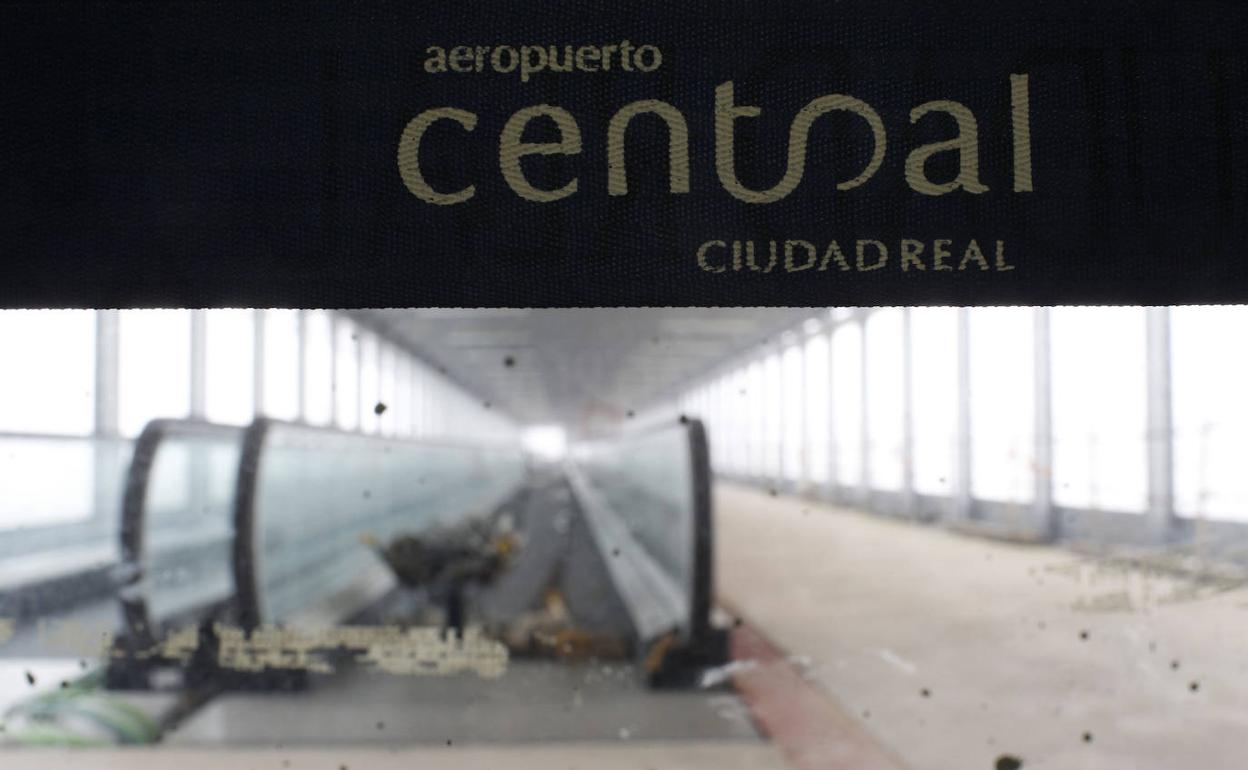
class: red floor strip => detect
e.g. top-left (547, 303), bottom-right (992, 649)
top-left (730, 623), bottom-right (909, 770)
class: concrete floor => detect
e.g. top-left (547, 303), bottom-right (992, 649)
top-left (0, 743), bottom-right (792, 770)
top-left (169, 660), bottom-right (760, 746)
top-left (713, 482), bottom-right (1248, 770)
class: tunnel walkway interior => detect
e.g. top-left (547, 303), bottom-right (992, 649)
top-left (2, 307), bottom-right (1247, 769)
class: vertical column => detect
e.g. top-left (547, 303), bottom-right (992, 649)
top-left (415, 359), bottom-right (426, 438)
top-left (252, 309), bottom-right (266, 418)
top-left (329, 313), bottom-right (340, 428)
top-left (94, 310), bottom-right (120, 438)
top-left (93, 311), bottom-right (122, 527)
top-left (858, 312), bottom-right (871, 506)
top-left (1146, 307), bottom-right (1175, 542)
top-left (796, 334), bottom-right (809, 494)
top-left (755, 354), bottom-right (767, 483)
top-left (296, 310), bottom-right (308, 422)
top-left (189, 311), bottom-right (209, 508)
top-left (190, 310), bottom-right (207, 419)
top-left (901, 308), bottom-right (916, 518)
top-left (1033, 307), bottom-right (1055, 537)
top-left (825, 323), bottom-right (838, 501)
top-left (355, 334), bottom-right (366, 431)
top-left (955, 307), bottom-right (973, 520)
top-left (772, 343), bottom-right (785, 490)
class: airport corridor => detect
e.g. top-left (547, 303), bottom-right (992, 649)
top-left (1, 307), bottom-right (1246, 769)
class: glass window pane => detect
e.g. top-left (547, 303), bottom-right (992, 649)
top-left (1051, 307), bottom-right (1147, 512)
top-left (762, 353), bottom-right (782, 479)
top-left (395, 356), bottom-right (412, 437)
top-left (411, 364), bottom-right (426, 437)
top-left (831, 322), bottom-right (863, 487)
top-left (262, 310), bottom-right (300, 421)
top-left (865, 309), bottom-right (905, 491)
top-left (0, 436), bottom-right (96, 529)
top-left (911, 307), bottom-right (958, 496)
top-left (781, 344), bottom-right (804, 481)
top-left (747, 360), bottom-right (764, 476)
top-left (731, 368), bottom-right (750, 475)
top-left (359, 334), bottom-right (380, 434)
top-left (119, 310), bottom-right (191, 437)
top-left (0, 310), bottom-right (95, 436)
top-left (379, 344), bottom-right (397, 436)
top-left (805, 333), bottom-right (830, 484)
top-left (969, 307), bottom-right (1034, 504)
top-left (204, 310), bottom-right (254, 426)
top-left (1172, 306), bottom-right (1248, 521)
top-left (335, 319), bottom-right (359, 431)
top-left (303, 311), bottom-right (334, 426)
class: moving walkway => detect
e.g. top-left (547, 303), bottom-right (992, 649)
top-left (0, 415), bottom-right (730, 746)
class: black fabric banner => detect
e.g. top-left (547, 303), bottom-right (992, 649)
top-left (2, 1), bottom-right (1245, 307)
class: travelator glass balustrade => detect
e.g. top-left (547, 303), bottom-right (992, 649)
top-left (568, 418), bottom-right (719, 676)
top-left (2, 413), bottom-right (721, 689)
top-left (102, 418), bottom-right (526, 661)
top-left (235, 419), bottom-right (526, 628)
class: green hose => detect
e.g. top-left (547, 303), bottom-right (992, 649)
top-left (2, 669), bottom-right (161, 747)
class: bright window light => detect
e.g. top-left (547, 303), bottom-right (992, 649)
top-left (334, 319), bottom-right (359, 431)
top-left (969, 307), bottom-right (1035, 504)
top-left (831, 322), bottom-right (863, 486)
top-left (359, 334), bottom-right (380, 434)
top-left (804, 334), bottom-right (830, 484)
top-left (523, 425), bottom-right (566, 461)
top-left (303, 311), bottom-right (334, 426)
top-left (204, 309), bottom-right (254, 426)
top-left (261, 310), bottom-right (300, 421)
top-left (1051, 307), bottom-right (1147, 512)
top-left (780, 344), bottom-right (804, 481)
top-left (0, 309), bottom-right (95, 436)
top-left (1172, 306), bottom-right (1248, 521)
top-left (911, 307), bottom-right (958, 496)
top-left (119, 310), bottom-right (191, 437)
top-left (865, 308), bottom-right (905, 491)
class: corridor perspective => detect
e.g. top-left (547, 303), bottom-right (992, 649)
top-left (1, 307), bottom-right (1245, 769)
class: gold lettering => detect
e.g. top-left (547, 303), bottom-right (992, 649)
top-left (995, 240), bottom-right (1014, 270)
top-left (900, 239), bottom-right (926, 271)
top-left (397, 108), bottom-right (478, 205)
top-left (933, 239), bottom-right (954, 271)
top-left (449, 46), bottom-right (474, 73)
top-left (856, 240), bottom-right (888, 271)
top-left (715, 82), bottom-right (886, 204)
top-left (499, 106), bottom-right (582, 202)
top-left (575, 46), bottom-right (600, 72)
top-left (607, 101), bottom-right (690, 196)
top-left (958, 239), bottom-right (990, 270)
top-left (1010, 75), bottom-right (1033, 192)
top-left (697, 240), bottom-right (727, 272)
top-left (819, 241), bottom-right (851, 271)
top-left (906, 101), bottom-right (988, 195)
top-left (423, 46), bottom-right (447, 74)
top-left (784, 240), bottom-right (817, 271)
